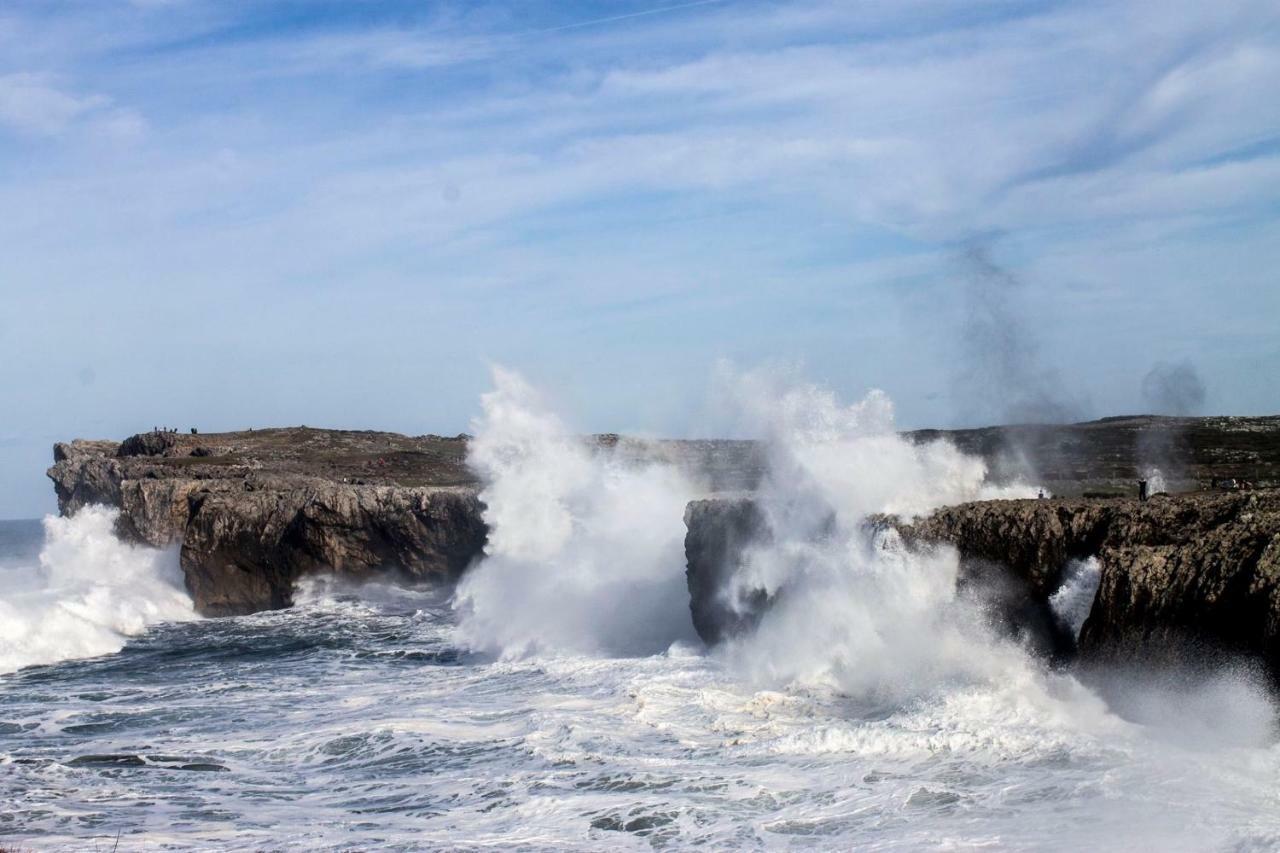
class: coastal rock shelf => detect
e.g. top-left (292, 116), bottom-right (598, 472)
top-left (48, 428), bottom-right (486, 615)
top-left (47, 417), bottom-right (1280, 674)
top-left (46, 426), bottom-right (762, 616)
top-left (685, 491), bottom-right (1280, 676)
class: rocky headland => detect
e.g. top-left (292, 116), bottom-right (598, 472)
top-left (48, 416), bottom-right (1280, 675)
top-left (685, 490), bottom-right (1280, 675)
top-left (49, 428), bottom-right (485, 615)
top-left (47, 427), bottom-right (759, 615)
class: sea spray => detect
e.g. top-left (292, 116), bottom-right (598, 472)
top-left (453, 367), bottom-right (699, 656)
top-left (454, 365), bottom-right (1038, 671)
top-left (1049, 556), bottom-right (1102, 641)
top-left (450, 365), bottom-right (1278, 782)
top-left (0, 505), bottom-right (196, 673)
top-left (716, 370), bottom-right (1041, 700)
top-left (5, 382), bottom-right (1280, 849)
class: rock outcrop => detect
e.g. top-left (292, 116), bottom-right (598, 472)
top-left (47, 427), bottom-right (764, 617)
top-left (683, 497), bottom-right (768, 646)
top-left (685, 490), bottom-right (1280, 676)
top-left (180, 480), bottom-right (484, 616)
top-left (48, 428), bottom-right (488, 616)
top-left (50, 415), bottom-right (1280, 640)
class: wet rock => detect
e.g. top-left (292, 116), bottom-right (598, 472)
top-left (181, 480), bottom-right (486, 616)
top-left (683, 497), bottom-right (770, 646)
top-left (685, 491), bottom-right (1280, 677)
top-left (900, 492), bottom-right (1280, 672)
top-left (47, 428), bottom-right (489, 616)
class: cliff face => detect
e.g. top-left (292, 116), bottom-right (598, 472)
top-left (48, 429), bottom-right (488, 616)
top-left (45, 427), bottom-right (763, 617)
top-left (685, 490), bottom-right (1280, 675)
top-left (50, 416), bottom-right (1280, 645)
top-left (683, 498), bottom-right (769, 646)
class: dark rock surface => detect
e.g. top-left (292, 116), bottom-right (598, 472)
top-left (49, 415), bottom-right (1280, 629)
top-left (685, 489), bottom-right (1280, 676)
top-left (48, 429), bottom-right (486, 615)
top-left (683, 497), bottom-right (768, 646)
top-left (901, 492), bottom-right (1280, 672)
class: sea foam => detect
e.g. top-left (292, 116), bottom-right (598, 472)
top-left (0, 505), bottom-right (196, 674)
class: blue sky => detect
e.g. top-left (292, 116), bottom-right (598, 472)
top-left (2, 0), bottom-right (1279, 517)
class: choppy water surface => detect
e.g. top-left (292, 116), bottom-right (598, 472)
top-left (6, 373), bottom-right (1280, 850)
top-left (2, 571), bottom-right (1279, 851)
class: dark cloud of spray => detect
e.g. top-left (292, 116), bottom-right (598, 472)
top-left (950, 246), bottom-right (1091, 488)
top-left (1141, 361), bottom-right (1206, 416)
top-left (1137, 360), bottom-right (1208, 492)
top-left (953, 246), bottom-right (1090, 427)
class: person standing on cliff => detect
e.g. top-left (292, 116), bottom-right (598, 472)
top-left (1138, 479), bottom-right (1149, 502)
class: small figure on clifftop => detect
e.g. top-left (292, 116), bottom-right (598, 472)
top-left (1138, 479), bottom-right (1149, 502)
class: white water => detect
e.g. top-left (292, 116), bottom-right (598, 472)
top-left (453, 367), bottom-right (700, 657)
top-left (3, 371), bottom-right (1280, 849)
top-left (455, 367), bottom-right (1049, 704)
top-left (1050, 556), bottom-right (1103, 640)
top-left (437, 366), bottom-right (1280, 849)
top-left (0, 506), bottom-right (195, 674)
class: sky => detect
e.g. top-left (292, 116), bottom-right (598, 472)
top-left (2, 0), bottom-right (1279, 517)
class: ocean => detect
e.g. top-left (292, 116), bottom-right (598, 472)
top-left (2, 511), bottom-right (1280, 851)
top-left (4, 373), bottom-right (1280, 851)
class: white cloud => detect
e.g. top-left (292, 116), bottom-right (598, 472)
top-left (0, 0), bottom-right (1276, 516)
top-left (0, 72), bottom-right (107, 136)
top-left (0, 72), bottom-right (146, 141)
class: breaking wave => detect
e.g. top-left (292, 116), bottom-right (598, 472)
top-left (4, 370), bottom-right (1279, 849)
top-left (0, 505), bottom-right (196, 674)
top-left (1050, 556), bottom-right (1103, 640)
top-left (452, 364), bottom-right (1040, 692)
top-left (452, 367), bottom-right (700, 657)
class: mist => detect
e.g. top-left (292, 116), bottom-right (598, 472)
top-left (952, 246), bottom-right (1091, 427)
top-left (1142, 361), bottom-right (1208, 416)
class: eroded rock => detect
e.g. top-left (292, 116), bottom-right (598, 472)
top-left (684, 491), bottom-right (1280, 676)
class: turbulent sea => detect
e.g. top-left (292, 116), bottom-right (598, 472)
top-left (3, 516), bottom-right (1280, 851)
top-left (5, 372), bottom-right (1280, 851)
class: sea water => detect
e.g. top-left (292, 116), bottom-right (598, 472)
top-left (3, 370), bottom-right (1280, 851)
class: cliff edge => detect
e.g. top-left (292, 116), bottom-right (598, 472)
top-left (685, 490), bottom-right (1280, 676)
top-left (47, 428), bottom-right (486, 615)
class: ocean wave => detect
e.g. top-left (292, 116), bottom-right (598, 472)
top-left (0, 506), bottom-right (196, 674)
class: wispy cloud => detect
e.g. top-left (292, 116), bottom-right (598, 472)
top-left (0, 0), bottom-right (1277, 516)
top-left (0, 72), bottom-right (113, 136)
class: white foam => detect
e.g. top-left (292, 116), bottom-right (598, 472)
top-left (0, 505), bottom-right (196, 673)
top-left (1050, 556), bottom-right (1102, 640)
top-left (713, 369), bottom-right (1043, 702)
top-left (453, 367), bottom-right (699, 657)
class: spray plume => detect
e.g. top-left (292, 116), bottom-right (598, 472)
top-left (452, 367), bottom-right (699, 657)
top-left (0, 506), bottom-right (195, 673)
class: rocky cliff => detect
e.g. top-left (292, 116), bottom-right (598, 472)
top-left (48, 429), bottom-right (487, 615)
top-left (906, 414), bottom-right (1280, 496)
top-left (685, 490), bottom-right (1280, 676)
top-left (50, 415), bottom-right (1280, 636)
top-left (46, 427), bottom-right (765, 616)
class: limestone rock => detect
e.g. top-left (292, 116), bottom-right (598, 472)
top-left (684, 491), bottom-right (1280, 677)
top-left (47, 428), bottom-right (488, 616)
